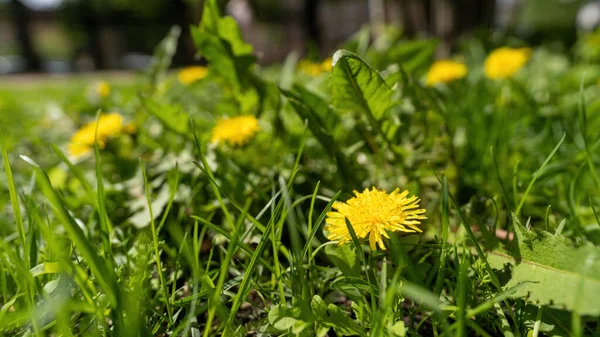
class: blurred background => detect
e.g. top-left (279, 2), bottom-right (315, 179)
top-left (0, 0), bottom-right (598, 75)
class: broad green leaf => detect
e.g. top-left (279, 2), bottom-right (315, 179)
top-left (488, 213), bottom-right (600, 315)
top-left (268, 299), bottom-right (314, 331)
top-left (142, 97), bottom-right (191, 136)
top-left (283, 88), bottom-right (356, 185)
top-left (331, 49), bottom-right (392, 120)
top-left (217, 17), bottom-right (254, 57)
top-left (324, 244), bottom-right (361, 278)
top-left (191, 0), bottom-right (255, 92)
top-left (311, 295), bottom-right (362, 336)
top-left (292, 84), bottom-right (340, 132)
top-left (386, 39), bottom-right (438, 72)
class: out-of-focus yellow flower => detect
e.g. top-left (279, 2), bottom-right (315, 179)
top-left (178, 66), bottom-right (208, 85)
top-left (325, 187), bottom-right (426, 251)
top-left (425, 60), bottom-right (467, 86)
top-left (299, 58), bottom-right (332, 77)
top-left (211, 115), bottom-right (260, 146)
top-left (484, 47), bottom-right (531, 79)
top-left (97, 81), bottom-right (111, 99)
top-left (122, 122), bottom-right (137, 135)
top-left (320, 57), bottom-right (333, 72)
top-left (68, 113), bottom-right (124, 157)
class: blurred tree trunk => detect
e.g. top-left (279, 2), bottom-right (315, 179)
top-left (399, 0), bottom-right (496, 55)
top-left (9, 0), bottom-right (41, 72)
top-left (81, 3), bottom-right (105, 70)
top-left (172, 0), bottom-right (197, 66)
top-left (455, 0), bottom-right (496, 34)
top-left (368, 0), bottom-right (386, 39)
top-left (431, 0), bottom-right (453, 57)
top-left (399, 0), bottom-right (428, 36)
top-left (303, 0), bottom-right (321, 48)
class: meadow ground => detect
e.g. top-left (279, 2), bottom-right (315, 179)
top-left (1, 2), bottom-right (600, 336)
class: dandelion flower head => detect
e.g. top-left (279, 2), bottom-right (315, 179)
top-left (211, 115), bottom-right (260, 146)
top-left (320, 57), bottom-right (333, 72)
top-left (68, 113), bottom-right (124, 157)
top-left (96, 81), bottom-right (111, 99)
top-left (178, 66), bottom-right (208, 85)
top-left (299, 58), bottom-right (332, 77)
top-left (484, 47), bottom-right (531, 79)
top-left (426, 60), bottom-right (467, 86)
top-left (325, 187), bottom-right (426, 251)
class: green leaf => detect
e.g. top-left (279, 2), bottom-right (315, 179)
top-left (24, 157), bottom-right (119, 308)
top-left (217, 17), bottom-right (254, 57)
top-left (324, 244), bottom-right (361, 278)
top-left (268, 299), bottom-right (314, 331)
top-left (310, 295), bottom-right (362, 336)
top-left (142, 97), bottom-right (191, 136)
top-left (331, 49), bottom-right (392, 120)
top-left (146, 26), bottom-right (180, 90)
top-left (282, 88), bottom-right (356, 185)
top-left (386, 39), bottom-right (438, 72)
top-left (488, 213), bottom-right (600, 315)
top-left (191, 0), bottom-right (255, 92)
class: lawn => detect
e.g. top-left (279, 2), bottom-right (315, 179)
top-left (1, 1), bottom-right (600, 336)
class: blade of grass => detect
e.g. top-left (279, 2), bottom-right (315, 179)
top-left (515, 132), bottom-right (566, 216)
top-left (223, 220), bottom-right (274, 335)
top-left (93, 113), bottom-right (115, 271)
top-left (203, 199), bottom-right (250, 337)
top-left (190, 215), bottom-right (275, 274)
top-left (578, 77), bottom-right (600, 190)
top-left (456, 249), bottom-right (468, 337)
top-left (434, 175), bottom-right (449, 297)
top-left (491, 146), bottom-right (514, 210)
top-left (0, 124), bottom-right (42, 335)
top-left (190, 116), bottom-right (235, 229)
top-left (0, 123), bottom-right (29, 266)
top-left (344, 218), bottom-right (378, 316)
top-left (466, 282), bottom-right (530, 318)
top-left (400, 282), bottom-right (452, 336)
top-left (591, 197), bottom-right (600, 227)
top-left (301, 190), bottom-right (341, 261)
top-left (21, 155), bottom-right (118, 308)
top-left (141, 160), bottom-right (174, 326)
top-left (306, 181), bottom-right (320, 263)
top-left (431, 166), bottom-right (521, 337)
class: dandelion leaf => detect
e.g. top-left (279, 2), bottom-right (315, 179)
top-left (324, 243), bottom-right (361, 278)
top-left (191, 0), bottom-right (255, 91)
top-left (142, 98), bottom-right (190, 135)
top-left (311, 295), bottom-right (362, 336)
top-left (331, 49), bottom-right (392, 120)
top-left (488, 213), bottom-right (600, 315)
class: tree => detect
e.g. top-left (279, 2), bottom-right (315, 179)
top-left (9, 0), bottom-right (41, 71)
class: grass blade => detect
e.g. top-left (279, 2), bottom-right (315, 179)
top-left (515, 132), bottom-right (566, 216)
top-left (141, 160), bottom-right (174, 326)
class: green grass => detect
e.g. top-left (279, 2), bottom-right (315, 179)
top-left (1, 2), bottom-right (600, 336)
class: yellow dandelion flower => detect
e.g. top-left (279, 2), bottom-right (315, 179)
top-left (96, 81), bottom-right (111, 99)
top-left (68, 113), bottom-right (124, 157)
top-left (122, 122), bottom-right (137, 135)
top-left (325, 187), bottom-right (427, 251)
top-left (320, 57), bottom-right (333, 72)
top-left (178, 66), bottom-right (208, 85)
top-left (211, 115), bottom-right (260, 146)
top-left (425, 60), bottom-right (467, 86)
top-left (484, 47), bottom-right (531, 79)
top-left (298, 60), bottom-right (324, 77)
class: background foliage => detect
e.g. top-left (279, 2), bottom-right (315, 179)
top-left (1, 0), bottom-right (600, 336)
